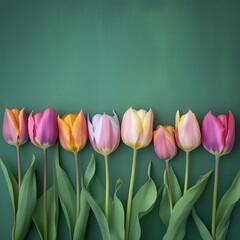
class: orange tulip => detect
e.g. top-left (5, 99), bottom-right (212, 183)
top-left (58, 111), bottom-right (88, 152)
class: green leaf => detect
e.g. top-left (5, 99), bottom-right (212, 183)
top-left (159, 184), bottom-right (171, 227)
top-left (33, 186), bottom-right (59, 240)
top-left (160, 164), bottom-right (182, 227)
top-left (192, 208), bottom-right (212, 240)
top-left (90, 176), bottom-right (108, 212)
top-left (14, 156), bottom-right (37, 240)
top-left (128, 162), bottom-right (157, 240)
top-left (163, 170), bottom-right (212, 240)
top-left (216, 171), bottom-right (240, 240)
top-left (73, 155), bottom-right (96, 240)
top-left (0, 158), bottom-right (18, 214)
top-left (164, 164), bottom-right (182, 205)
top-left (109, 179), bottom-right (125, 240)
top-left (217, 219), bottom-right (230, 240)
top-left (82, 185), bottom-right (111, 240)
top-left (54, 145), bottom-right (76, 239)
top-left (83, 154), bottom-right (96, 187)
top-left (0, 158), bottom-right (19, 240)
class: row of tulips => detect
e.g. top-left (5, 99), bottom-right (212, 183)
top-left (1, 107), bottom-right (239, 240)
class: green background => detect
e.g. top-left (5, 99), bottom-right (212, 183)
top-left (0, 0), bottom-right (240, 239)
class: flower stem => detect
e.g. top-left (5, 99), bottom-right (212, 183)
top-left (184, 151), bottom-right (190, 194)
top-left (125, 148), bottom-right (138, 240)
top-left (166, 160), bottom-right (173, 214)
top-left (74, 152), bottom-right (80, 221)
top-left (16, 145), bottom-right (21, 190)
top-left (43, 148), bottom-right (48, 240)
top-left (104, 155), bottom-right (109, 222)
top-left (211, 155), bottom-right (219, 240)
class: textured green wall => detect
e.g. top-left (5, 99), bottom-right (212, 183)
top-left (0, 0), bottom-right (240, 239)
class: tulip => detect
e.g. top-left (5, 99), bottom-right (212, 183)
top-left (88, 112), bottom-right (120, 156)
top-left (202, 111), bottom-right (235, 156)
top-left (58, 111), bottom-right (88, 220)
top-left (28, 108), bottom-right (58, 149)
top-left (175, 110), bottom-right (201, 152)
top-left (154, 125), bottom-right (177, 214)
top-left (175, 110), bottom-right (201, 194)
top-left (58, 111), bottom-right (88, 152)
top-left (154, 125), bottom-right (177, 161)
top-left (2, 108), bottom-right (28, 189)
top-left (88, 111), bottom-right (120, 221)
top-left (201, 111), bottom-right (235, 239)
top-left (121, 107), bottom-right (154, 149)
top-left (3, 108), bottom-right (28, 146)
top-left (122, 107), bottom-right (154, 240)
top-left (28, 107), bottom-right (58, 240)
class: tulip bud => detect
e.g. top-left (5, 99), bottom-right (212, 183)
top-left (58, 111), bottom-right (88, 152)
top-left (2, 108), bottom-right (28, 146)
top-left (88, 111), bottom-right (120, 156)
top-left (121, 107), bottom-right (154, 149)
top-left (154, 125), bottom-right (177, 161)
top-left (175, 110), bottom-right (201, 152)
top-left (202, 111), bottom-right (235, 156)
top-left (28, 108), bottom-right (58, 149)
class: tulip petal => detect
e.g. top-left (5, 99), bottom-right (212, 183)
top-left (175, 110), bottom-right (180, 129)
top-left (58, 116), bottom-right (72, 151)
top-left (137, 109), bottom-right (147, 122)
top-left (18, 109), bottom-right (28, 144)
top-left (87, 115), bottom-right (97, 150)
top-left (35, 108), bottom-right (58, 147)
top-left (224, 112), bottom-right (235, 154)
top-left (28, 111), bottom-right (38, 146)
top-left (72, 111), bottom-right (88, 151)
top-left (121, 108), bottom-right (142, 148)
top-left (202, 112), bottom-right (225, 155)
top-left (138, 109), bottom-right (154, 148)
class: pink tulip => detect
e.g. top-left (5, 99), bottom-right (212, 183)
top-left (28, 108), bottom-right (58, 149)
top-left (175, 110), bottom-right (201, 152)
top-left (154, 125), bottom-right (177, 161)
top-left (121, 107), bottom-right (154, 149)
top-left (2, 108), bottom-right (28, 146)
top-left (202, 111), bottom-right (235, 156)
top-left (88, 111), bottom-right (120, 156)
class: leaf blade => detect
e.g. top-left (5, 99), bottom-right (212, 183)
top-left (14, 156), bottom-right (37, 240)
top-left (163, 170), bottom-right (212, 240)
top-left (129, 162), bottom-right (157, 240)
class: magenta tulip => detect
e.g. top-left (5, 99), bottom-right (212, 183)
top-left (28, 108), bottom-right (58, 149)
top-left (154, 125), bottom-right (177, 161)
top-left (88, 111), bottom-right (120, 156)
top-left (202, 111), bottom-right (235, 156)
top-left (3, 108), bottom-right (28, 146)
top-left (202, 112), bottom-right (235, 239)
top-left (28, 107), bottom-right (58, 239)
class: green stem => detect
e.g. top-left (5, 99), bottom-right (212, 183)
top-left (125, 148), bottom-right (138, 240)
top-left (166, 160), bottom-right (173, 214)
top-left (74, 152), bottom-right (80, 221)
top-left (184, 151), bottom-right (190, 194)
top-left (43, 148), bottom-right (48, 240)
top-left (16, 145), bottom-right (21, 190)
top-left (211, 155), bottom-right (220, 240)
top-left (104, 155), bottom-right (109, 222)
